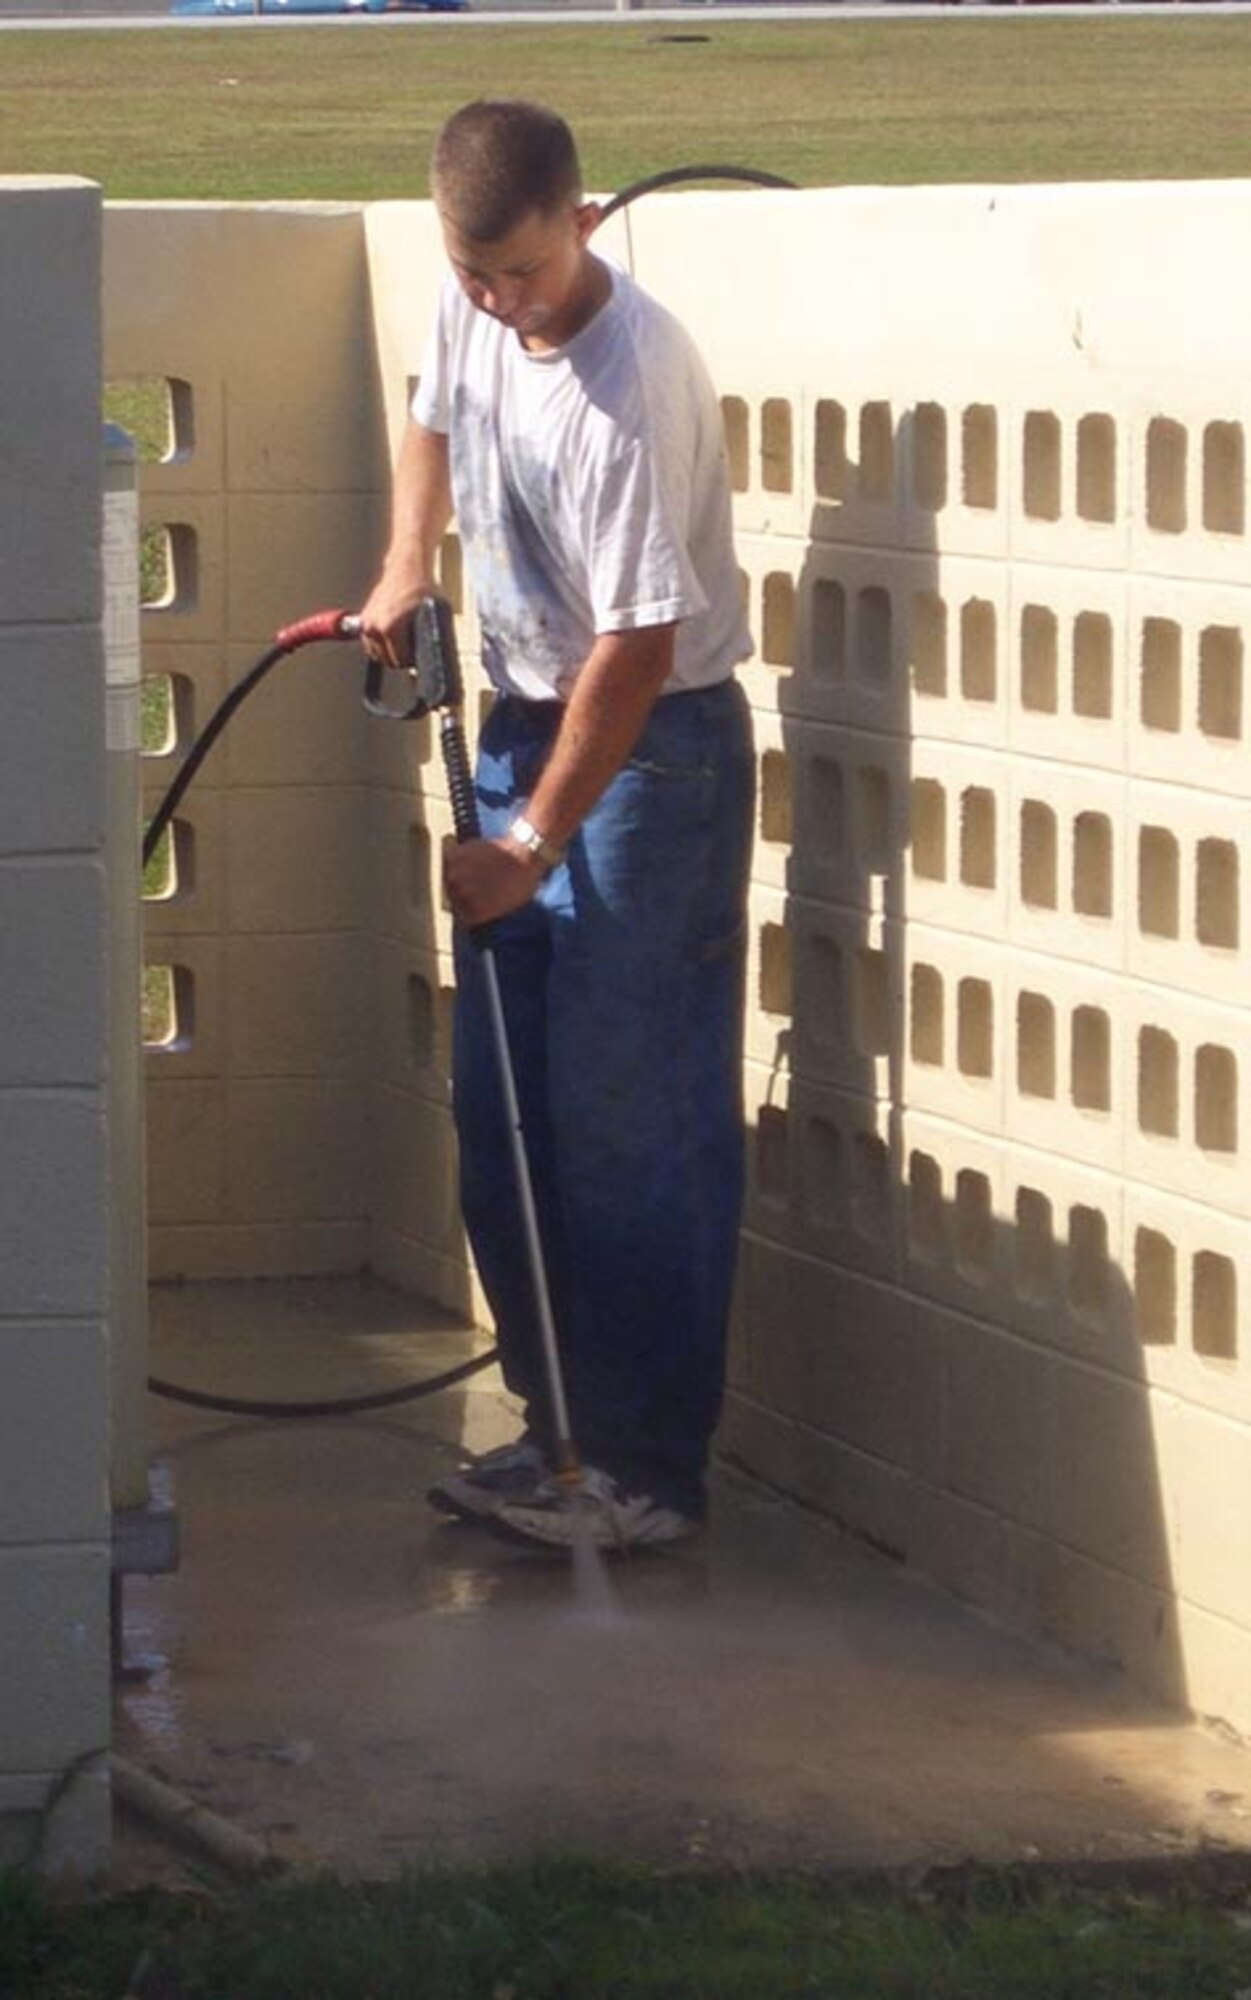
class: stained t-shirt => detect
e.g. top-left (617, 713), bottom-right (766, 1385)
top-left (411, 263), bottom-right (752, 701)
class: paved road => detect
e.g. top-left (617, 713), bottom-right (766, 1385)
top-left (1, 0), bottom-right (654, 15)
top-left (0, 0), bottom-right (597, 17)
top-left (0, 0), bottom-right (874, 26)
top-left (3, 2), bottom-right (1247, 23)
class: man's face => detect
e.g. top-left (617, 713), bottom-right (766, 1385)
top-left (441, 201), bottom-right (601, 351)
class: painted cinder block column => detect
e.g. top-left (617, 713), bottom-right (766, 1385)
top-left (0, 178), bottom-right (112, 1876)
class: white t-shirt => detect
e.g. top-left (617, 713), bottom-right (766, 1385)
top-left (411, 263), bottom-right (753, 701)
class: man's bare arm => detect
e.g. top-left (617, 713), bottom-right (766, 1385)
top-left (358, 419), bottom-right (453, 667)
top-left (443, 623), bottom-right (676, 929)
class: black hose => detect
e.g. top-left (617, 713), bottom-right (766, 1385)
top-left (143, 629), bottom-right (503, 1417)
top-left (147, 1346), bottom-right (497, 1420)
top-left (143, 643), bottom-right (288, 870)
top-left (599, 163), bottom-right (796, 225)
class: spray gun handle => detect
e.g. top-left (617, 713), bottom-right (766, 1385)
top-left (411, 601), bottom-right (495, 951)
top-left (363, 659), bottom-right (429, 722)
top-left (358, 593), bottom-right (464, 724)
top-left (415, 600), bottom-right (482, 846)
top-left (355, 594), bottom-right (483, 889)
top-left (386, 593), bottom-right (480, 841)
top-left (412, 593), bottom-right (464, 710)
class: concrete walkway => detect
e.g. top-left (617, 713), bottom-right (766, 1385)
top-left (112, 1275), bottom-right (1251, 1886)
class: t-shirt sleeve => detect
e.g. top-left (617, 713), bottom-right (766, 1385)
top-left (583, 419), bottom-right (708, 636)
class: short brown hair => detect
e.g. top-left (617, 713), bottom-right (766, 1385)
top-left (431, 100), bottom-right (582, 242)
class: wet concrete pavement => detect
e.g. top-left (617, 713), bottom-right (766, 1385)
top-left (112, 1275), bottom-right (1251, 1886)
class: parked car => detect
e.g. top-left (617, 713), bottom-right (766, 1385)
top-left (171, 0), bottom-right (467, 17)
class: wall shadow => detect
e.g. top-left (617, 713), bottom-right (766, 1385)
top-left (725, 394), bottom-right (1191, 1718)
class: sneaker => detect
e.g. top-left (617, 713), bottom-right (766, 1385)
top-left (494, 1465), bottom-right (701, 1553)
top-left (427, 1437), bottom-right (549, 1523)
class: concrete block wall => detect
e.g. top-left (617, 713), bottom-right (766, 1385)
top-left (94, 183), bottom-right (1251, 1735)
top-left (103, 204), bottom-right (390, 1279)
top-left (620, 180), bottom-right (1251, 1731)
top-left (0, 179), bottom-right (112, 1876)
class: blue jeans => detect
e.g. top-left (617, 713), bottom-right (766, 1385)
top-left (452, 679), bottom-right (755, 1518)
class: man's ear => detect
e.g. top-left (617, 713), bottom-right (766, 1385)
top-left (577, 199), bottom-right (603, 242)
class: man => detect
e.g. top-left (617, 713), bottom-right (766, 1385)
top-left (359, 100), bottom-right (754, 1551)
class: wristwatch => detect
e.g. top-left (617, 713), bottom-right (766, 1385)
top-left (509, 814), bottom-right (566, 873)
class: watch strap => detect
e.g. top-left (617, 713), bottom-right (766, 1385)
top-left (509, 814), bottom-right (565, 872)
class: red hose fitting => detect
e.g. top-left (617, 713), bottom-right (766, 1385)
top-left (274, 608), bottom-right (359, 652)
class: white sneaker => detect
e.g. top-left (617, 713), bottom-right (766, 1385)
top-left (494, 1465), bottom-right (701, 1552)
top-left (427, 1437), bottom-right (549, 1523)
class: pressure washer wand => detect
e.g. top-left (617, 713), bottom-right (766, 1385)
top-left (410, 597), bottom-right (583, 1497)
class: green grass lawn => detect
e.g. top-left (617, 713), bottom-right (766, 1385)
top-left (5, 15), bottom-right (1251, 199)
top-left (5, 1854), bottom-right (1251, 1999)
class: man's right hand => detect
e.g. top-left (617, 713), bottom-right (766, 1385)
top-left (356, 570), bottom-right (435, 672)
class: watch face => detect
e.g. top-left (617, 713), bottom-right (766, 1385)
top-left (511, 817), bottom-right (561, 868)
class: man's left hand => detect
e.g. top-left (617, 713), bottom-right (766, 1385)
top-left (443, 835), bottom-right (543, 929)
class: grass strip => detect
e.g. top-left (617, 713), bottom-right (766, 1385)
top-left (5, 1855), bottom-right (1251, 1998)
top-left (4, 17), bottom-right (1251, 198)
